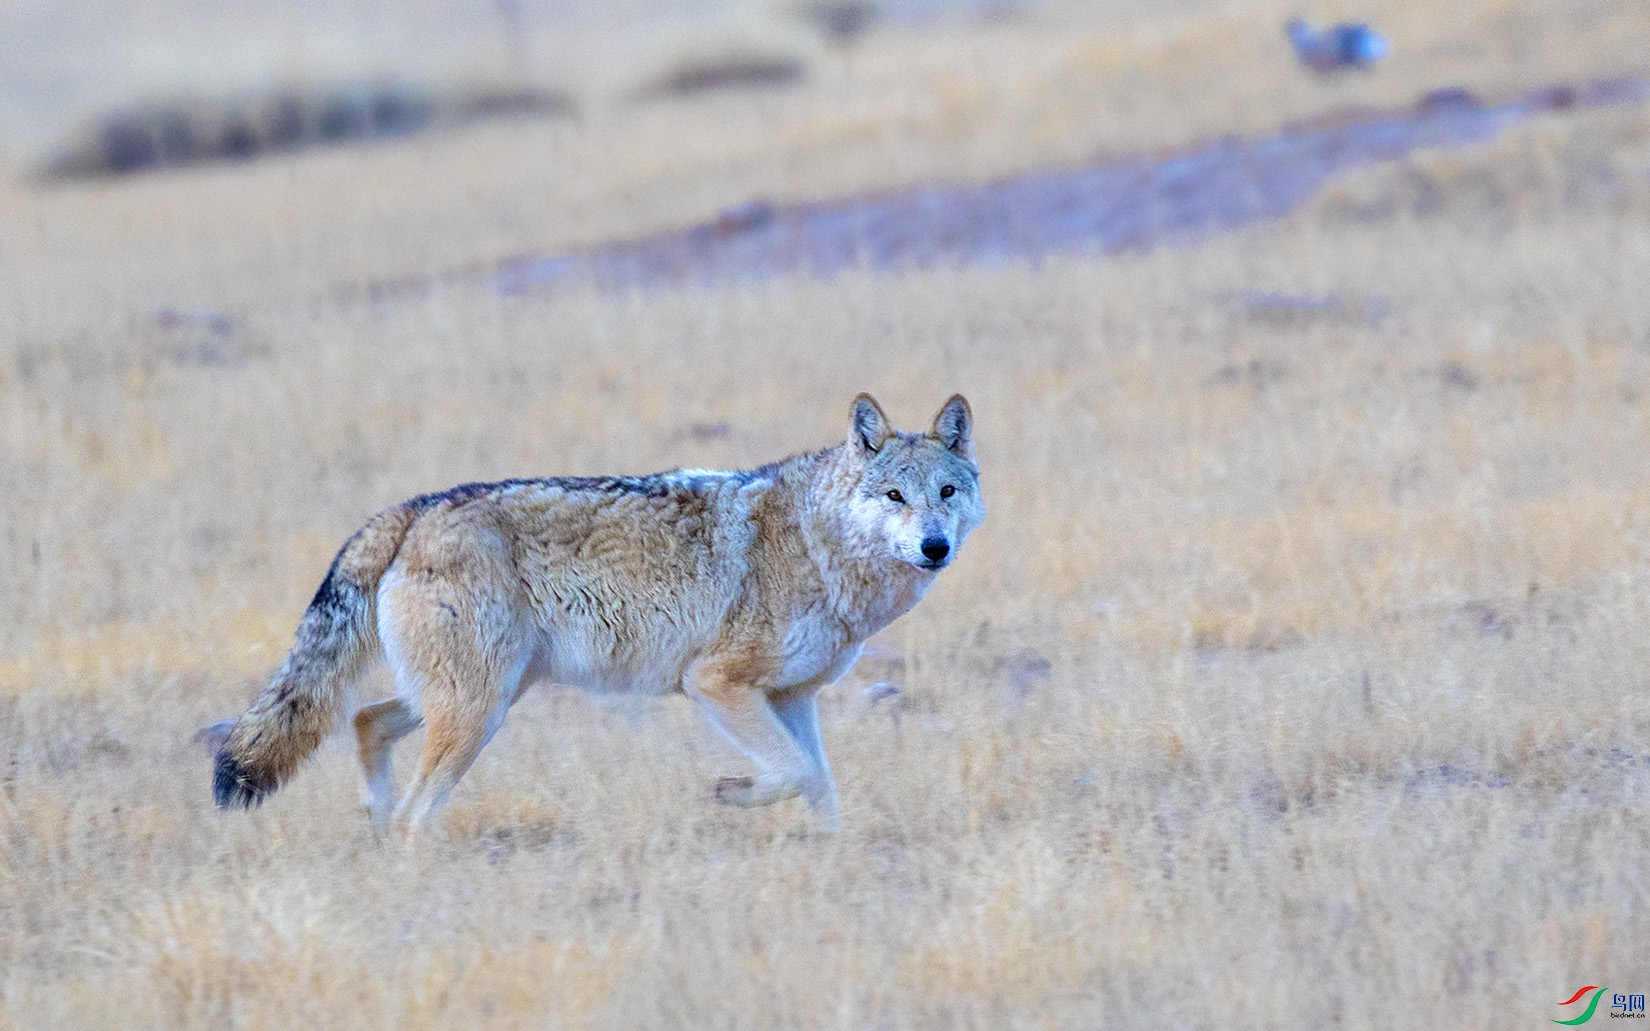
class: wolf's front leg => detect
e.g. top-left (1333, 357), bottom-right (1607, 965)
top-left (685, 661), bottom-right (830, 820)
top-left (771, 690), bottom-right (841, 829)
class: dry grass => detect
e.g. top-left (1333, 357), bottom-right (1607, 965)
top-left (4, 0), bottom-right (1650, 1027)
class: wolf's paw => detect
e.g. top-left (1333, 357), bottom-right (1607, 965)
top-left (714, 775), bottom-right (804, 807)
top-left (713, 776), bottom-right (758, 806)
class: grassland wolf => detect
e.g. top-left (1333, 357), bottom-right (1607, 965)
top-left (204, 394), bottom-right (983, 830)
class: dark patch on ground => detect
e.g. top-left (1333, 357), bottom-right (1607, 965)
top-left (641, 57), bottom-right (805, 98)
top-left (1439, 363), bottom-right (1480, 392)
top-left (479, 820), bottom-right (580, 864)
top-left (156, 308), bottom-right (233, 338)
top-left (10, 318), bottom-right (269, 384)
top-left (1204, 357), bottom-right (1289, 391)
top-left (1235, 748), bottom-right (1650, 818)
top-left (43, 732), bottom-right (132, 775)
top-left (154, 307), bottom-right (265, 369)
top-left (1236, 291), bottom-right (1390, 328)
top-left (687, 421), bottom-right (732, 440)
top-left (994, 648), bottom-right (1052, 694)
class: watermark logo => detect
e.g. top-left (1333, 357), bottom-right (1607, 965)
top-left (1553, 987), bottom-right (1647, 1024)
top-left (1554, 987), bottom-right (1606, 1025)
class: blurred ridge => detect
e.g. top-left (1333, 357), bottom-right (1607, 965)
top-left (40, 82), bottom-right (571, 181)
top-left (482, 75), bottom-right (1649, 295)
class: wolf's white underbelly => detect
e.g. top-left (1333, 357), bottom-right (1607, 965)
top-left (519, 620), bottom-right (867, 698)
top-left (520, 629), bottom-right (692, 697)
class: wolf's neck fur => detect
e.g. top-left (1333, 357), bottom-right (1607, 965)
top-left (768, 444), bottom-right (935, 641)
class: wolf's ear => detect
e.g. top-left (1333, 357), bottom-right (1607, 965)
top-left (928, 394), bottom-right (974, 462)
top-left (850, 393), bottom-right (892, 456)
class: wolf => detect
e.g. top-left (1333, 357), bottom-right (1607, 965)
top-left (203, 394), bottom-right (983, 830)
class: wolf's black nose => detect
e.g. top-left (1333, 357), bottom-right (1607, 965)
top-left (921, 538), bottom-right (950, 563)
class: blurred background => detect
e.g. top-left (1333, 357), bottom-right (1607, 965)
top-left (3, 1), bottom-right (1650, 1027)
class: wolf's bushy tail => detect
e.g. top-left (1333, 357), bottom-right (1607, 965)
top-left (212, 506), bottom-right (418, 808)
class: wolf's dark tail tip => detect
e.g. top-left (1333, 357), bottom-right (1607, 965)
top-left (213, 749), bottom-right (271, 809)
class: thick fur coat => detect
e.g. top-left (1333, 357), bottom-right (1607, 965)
top-left (205, 393), bottom-right (983, 829)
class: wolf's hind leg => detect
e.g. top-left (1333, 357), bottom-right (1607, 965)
top-left (377, 549), bottom-right (533, 834)
top-left (354, 698), bottom-right (422, 824)
top-left (391, 639), bottom-right (530, 833)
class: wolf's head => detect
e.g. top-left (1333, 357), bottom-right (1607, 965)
top-left (842, 393), bottom-right (984, 572)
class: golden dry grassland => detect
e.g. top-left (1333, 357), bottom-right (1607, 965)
top-left (3, 0), bottom-right (1650, 1026)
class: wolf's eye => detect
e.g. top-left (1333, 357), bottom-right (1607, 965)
top-left (886, 489), bottom-right (904, 503)
top-left (940, 484), bottom-right (955, 499)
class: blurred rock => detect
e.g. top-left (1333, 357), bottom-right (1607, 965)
top-left (157, 308), bottom-right (233, 338)
top-left (798, 1), bottom-right (879, 43)
top-left (716, 199), bottom-right (777, 234)
top-left (998, 648), bottom-right (1051, 693)
top-left (1286, 18), bottom-right (1387, 73)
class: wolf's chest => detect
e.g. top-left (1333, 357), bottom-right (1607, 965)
top-left (774, 621), bottom-right (864, 689)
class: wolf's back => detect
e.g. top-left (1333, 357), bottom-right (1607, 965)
top-left (212, 505), bottom-right (418, 808)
